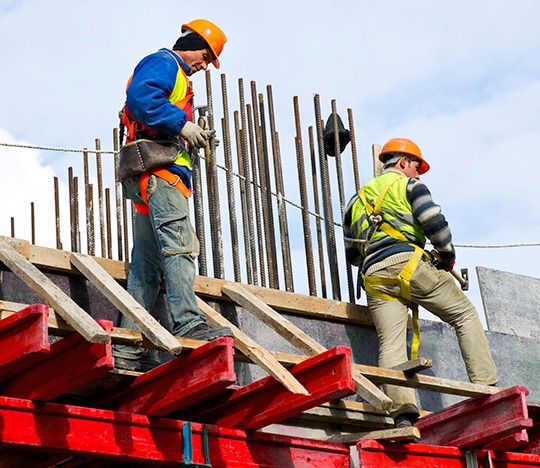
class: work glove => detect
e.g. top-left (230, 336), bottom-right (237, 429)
top-left (430, 250), bottom-right (456, 272)
top-left (180, 121), bottom-right (208, 149)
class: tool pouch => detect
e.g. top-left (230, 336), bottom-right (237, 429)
top-left (118, 139), bottom-right (180, 180)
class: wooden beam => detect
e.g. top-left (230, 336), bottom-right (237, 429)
top-left (326, 426), bottom-right (421, 444)
top-left (1, 237), bottom-right (373, 327)
top-left (0, 300), bottom-right (503, 399)
top-left (221, 282), bottom-right (393, 411)
top-left (197, 297), bottom-right (309, 395)
top-left (71, 253), bottom-right (182, 355)
top-left (0, 239), bottom-right (109, 344)
top-left (390, 357), bottom-right (432, 373)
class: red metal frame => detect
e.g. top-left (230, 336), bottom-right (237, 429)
top-left (0, 395), bottom-right (350, 467)
top-left (99, 336), bottom-right (236, 416)
top-left (356, 440), bottom-right (540, 468)
top-left (186, 345), bottom-right (356, 430)
top-left (417, 385), bottom-right (533, 448)
top-left (0, 304), bottom-right (50, 379)
top-left (1, 320), bottom-right (113, 401)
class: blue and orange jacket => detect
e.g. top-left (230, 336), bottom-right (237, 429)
top-left (121, 48), bottom-right (194, 188)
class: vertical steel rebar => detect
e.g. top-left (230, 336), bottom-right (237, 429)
top-left (68, 167), bottom-right (76, 252)
top-left (204, 70), bottom-right (224, 279)
top-left (308, 126), bottom-right (327, 298)
top-left (331, 100), bottom-right (355, 303)
top-left (122, 196), bottom-right (130, 262)
top-left (246, 103), bottom-right (266, 287)
top-left (83, 149), bottom-right (95, 256)
top-left (267, 85), bottom-right (293, 292)
top-left (73, 176), bottom-right (80, 253)
top-left (347, 108), bottom-right (361, 192)
top-left (10, 218), bottom-right (14, 238)
top-left (105, 188), bottom-right (113, 259)
top-left (220, 74), bottom-right (241, 282)
top-left (251, 82), bottom-right (279, 289)
top-left (293, 96), bottom-right (316, 296)
top-left (54, 176), bottom-right (62, 250)
top-left (30, 202), bottom-right (35, 245)
top-left (238, 78), bottom-right (258, 285)
top-left (233, 113), bottom-right (252, 284)
top-left (113, 127), bottom-right (123, 261)
top-left (313, 94), bottom-right (341, 300)
top-left (95, 139), bottom-right (106, 258)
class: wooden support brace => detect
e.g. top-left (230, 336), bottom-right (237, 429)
top-left (326, 426), bottom-right (421, 445)
top-left (0, 396), bottom-right (350, 467)
top-left (98, 337), bottom-right (236, 417)
top-left (197, 297), bottom-right (309, 395)
top-left (0, 320), bottom-right (113, 401)
top-left (390, 357), bottom-right (432, 373)
top-left (70, 253), bottom-right (181, 354)
top-left (0, 240), bottom-right (109, 344)
top-left (221, 282), bottom-right (393, 410)
top-left (0, 304), bottom-right (50, 378)
top-left (187, 346), bottom-right (356, 430)
top-left (416, 385), bottom-right (533, 448)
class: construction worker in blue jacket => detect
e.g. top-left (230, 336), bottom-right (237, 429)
top-left (343, 138), bottom-right (498, 428)
top-left (113, 19), bottom-right (233, 372)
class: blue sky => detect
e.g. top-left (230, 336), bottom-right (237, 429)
top-left (1, 0), bottom-right (539, 324)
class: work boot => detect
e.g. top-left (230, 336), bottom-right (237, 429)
top-left (181, 323), bottom-right (234, 341)
top-left (113, 355), bottom-right (161, 372)
top-left (394, 413), bottom-right (419, 428)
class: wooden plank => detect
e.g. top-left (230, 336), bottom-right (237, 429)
top-left (186, 346), bottom-right (356, 430)
top-left (0, 239), bottom-right (109, 344)
top-left (326, 426), bottom-right (421, 444)
top-left (197, 297), bottom-right (308, 395)
top-left (221, 282), bottom-right (393, 411)
top-left (296, 402), bottom-right (393, 429)
top-left (390, 357), bottom-right (432, 373)
top-left (70, 253), bottom-right (182, 355)
top-left (416, 385), bottom-right (533, 448)
top-left (3, 237), bottom-right (373, 327)
top-left (0, 300), bottom-right (503, 399)
top-left (1, 320), bottom-right (114, 401)
top-left (99, 337), bottom-right (236, 417)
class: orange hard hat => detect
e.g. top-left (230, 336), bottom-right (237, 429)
top-left (379, 138), bottom-right (430, 174)
top-left (182, 19), bottom-right (227, 69)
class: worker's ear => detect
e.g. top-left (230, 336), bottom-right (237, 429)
top-left (398, 157), bottom-right (408, 170)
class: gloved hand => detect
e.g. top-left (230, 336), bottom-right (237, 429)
top-left (206, 129), bottom-right (220, 148)
top-left (180, 121), bottom-right (208, 149)
top-left (431, 250), bottom-right (456, 272)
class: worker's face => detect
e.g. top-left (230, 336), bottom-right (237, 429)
top-left (180, 49), bottom-right (214, 76)
top-left (402, 157), bottom-right (422, 179)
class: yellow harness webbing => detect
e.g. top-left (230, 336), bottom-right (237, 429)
top-left (359, 175), bottom-right (425, 359)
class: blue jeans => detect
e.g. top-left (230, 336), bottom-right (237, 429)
top-left (113, 173), bottom-right (205, 360)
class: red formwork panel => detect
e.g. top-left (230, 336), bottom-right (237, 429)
top-left (416, 385), bottom-right (533, 448)
top-left (0, 396), bottom-right (350, 467)
top-left (0, 304), bottom-right (50, 378)
top-left (100, 336), bottom-right (236, 417)
top-left (522, 405), bottom-right (540, 454)
top-left (188, 345), bottom-right (356, 430)
top-left (0, 320), bottom-right (113, 401)
top-left (356, 439), bottom-right (540, 468)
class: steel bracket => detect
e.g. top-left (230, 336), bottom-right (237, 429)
top-left (465, 451), bottom-right (479, 468)
top-left (180, 422), bottom-right (212, 468)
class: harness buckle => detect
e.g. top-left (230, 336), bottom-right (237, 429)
top-left (368, 213), bottom-right (383, 226)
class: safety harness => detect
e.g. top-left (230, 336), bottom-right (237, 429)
top-left (358, 172), bottom-right (428, 359)
top-left (133, 169), bottom-right (192, 215)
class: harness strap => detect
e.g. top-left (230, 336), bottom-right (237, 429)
top-left (135, 169), bottom-right (192, 216)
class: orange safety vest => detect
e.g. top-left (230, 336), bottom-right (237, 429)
top-left (121, 50), bottom-right (194, 215)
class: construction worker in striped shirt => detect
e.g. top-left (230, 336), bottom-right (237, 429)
top-left (343, 138), bottom-right (498, 428)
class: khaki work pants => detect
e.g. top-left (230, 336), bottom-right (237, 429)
top-left (367, 258), bottom-right (498, 417)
